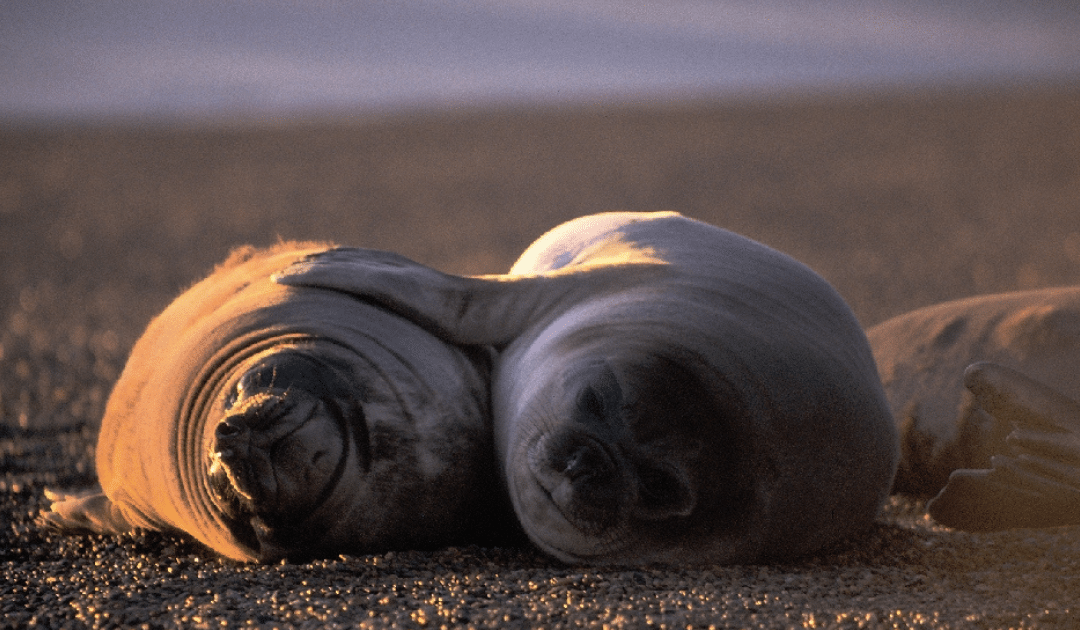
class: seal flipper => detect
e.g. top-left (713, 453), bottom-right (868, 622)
top-left (928, 362), bottom-right (1080, 530)
top-left (928, 464), bottom-right (1080, 531)
top-left (40, 488), bottom-right (140, 535)
top-left (273, 247), bottom-right (669, 347)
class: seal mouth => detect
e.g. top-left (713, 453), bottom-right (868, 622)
top-left (210, 395), bottom-right (320, 508)
top-left (208, 392), bottom-right (354, 559)
top-left (205, 350), bottom-right (366, 558)
top-left (503, 428), bottom-right (636, 562)
top-left (526, 430), bottom-right (631, 534)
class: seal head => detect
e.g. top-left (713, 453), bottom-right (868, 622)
top-left (508, 353), bottom-right (745, 562)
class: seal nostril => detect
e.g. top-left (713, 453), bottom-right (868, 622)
top-left (560, 442), bottom-right (609, 482)
top-left (215, 419), bottom-right (243, 439)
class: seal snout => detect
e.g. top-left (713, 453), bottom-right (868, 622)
top-left (213, 416), bottom-right (248, 460)
top-left (210, 409), bottom-right (276, 506)
top-left (525, 425), bottom-right (700, 538)
top-left (528, 429), bottom-right (629, 533)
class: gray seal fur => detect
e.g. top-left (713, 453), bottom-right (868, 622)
top-left (276, 212), bottom-right (899, 565)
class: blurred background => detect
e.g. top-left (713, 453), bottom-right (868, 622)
top-left (3, 0), bottom-right (1079, 123)
top-left (1, 1), bottom-right (1079, 435)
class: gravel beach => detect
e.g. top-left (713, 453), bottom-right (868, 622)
top-left (3, 84), bottom-right (1080, 628)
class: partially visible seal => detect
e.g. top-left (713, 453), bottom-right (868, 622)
top-left (927, 361), bottom-right (1080, 531)
top-left (867, 286), bottom-right (1080, 496)
top-left (42, 243), bottom-right (502, 562)
top-left (276, 211), bottom-right (899, 565)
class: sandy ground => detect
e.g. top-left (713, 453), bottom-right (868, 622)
top-left (3, 84), bottom-right (1080, 628)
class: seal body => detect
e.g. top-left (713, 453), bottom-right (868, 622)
top-left (867, 286), bottom-right (1080, 496)
top-left (276, 212), bottom-right (899, 565)
top-left (43, 243), bottom-right (502, 562)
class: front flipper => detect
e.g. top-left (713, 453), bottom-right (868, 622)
top-left (39, 488), bottom-right (139, 535)
top-left (927, 362), bottom-right (1080, 531)
top-left (272, 247), bottom-right (669, 347)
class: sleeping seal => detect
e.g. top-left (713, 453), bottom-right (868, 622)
top-left (867, 286), bottom-right (1080, 497)
top-left (42, 243), bottom-right (501, 562)
top-left (275, 211), bottom-right (899, 565)
top-left (867, 286), bottom-right (1080, 529)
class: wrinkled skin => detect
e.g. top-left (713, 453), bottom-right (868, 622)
top-left (42, 243), bottom-right (506, 562)
top-left (276, 212), bottom-right (899, 565)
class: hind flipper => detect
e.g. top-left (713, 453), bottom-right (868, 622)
top-left (928, 362), bottom-right (1080, 530)
top-left (40, 488), bottom-right (137, 535)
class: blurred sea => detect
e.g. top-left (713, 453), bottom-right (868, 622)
top-left (3, 0), bottom-right (1079, 123)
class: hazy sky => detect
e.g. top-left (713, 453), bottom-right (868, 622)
top-left (3, 0), bottom-right (1079, 122)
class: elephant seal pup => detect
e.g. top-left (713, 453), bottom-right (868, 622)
top-left (867, 286), bottom-right (1080, 496)
top-left (41, 243), bottom-right (502, 562)
top-left (275, 211), bottom-right (899, 565)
